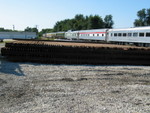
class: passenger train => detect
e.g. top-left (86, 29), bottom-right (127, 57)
top-left (43, 26), bottom-right (150, 47)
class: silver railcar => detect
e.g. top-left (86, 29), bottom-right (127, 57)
top-left (78, 29), bottom-right (107, 41)
top-left (65, 29), bottom-right (107, 41)
top-left (65, 26), bottom-right (150, 46)
top-left (108, 27), bottom-right (150, 46)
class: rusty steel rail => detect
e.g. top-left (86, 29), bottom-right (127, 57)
top-left (1, 40), bottom-right (150, 65)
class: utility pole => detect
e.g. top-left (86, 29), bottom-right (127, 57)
top-left (13, 25), bottom-right (15, 31)
top-left (35, 25), bottom-right (38, 29)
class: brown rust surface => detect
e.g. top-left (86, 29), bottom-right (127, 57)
top-left (12, 40), bottom-right (150, 50)
top-left (2, 40), bottom-right (150, 65)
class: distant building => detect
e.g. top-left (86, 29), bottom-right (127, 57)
top-left (0, 32), bottom-right (37, 41)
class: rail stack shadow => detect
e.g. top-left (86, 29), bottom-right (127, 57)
top-left (0, 54), bottom-right (25, 76)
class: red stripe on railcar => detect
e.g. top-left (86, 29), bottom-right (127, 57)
top-left (80, 32), bottom-right (106, 34)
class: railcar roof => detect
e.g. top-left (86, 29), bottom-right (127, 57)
top-left (109, 26), bottom-right (150, 31)
top-left (78, 29), bottom-right (107, 32)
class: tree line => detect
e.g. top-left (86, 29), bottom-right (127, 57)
top-left (40, 8), bottom-right (150, 35)
top-left (0, 27), bottom-right (38, 33)
top-left (0, 28), bottom-right (18, 32)
top-left (53, 14), bottom-right (114, 32)
top-left (134, 8), bottom-right (150, 26)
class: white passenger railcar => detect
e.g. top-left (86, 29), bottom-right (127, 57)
top-left (65, 29), bottom-right (107, 41)
top-left (78, 29), bottom-right (107, 41)
top-left (65, 26), bottom-right (150, 46)
top-left (43, 32), bottom-right (56, 38)
top-left (65, 30), bottom-right (79, 40)
top-left (108, 27), bottom-right (150, 46)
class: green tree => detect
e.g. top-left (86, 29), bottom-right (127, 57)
top-left (0, 28), bottom-right (5, 31)
top-left (53, 14), bottom-right (114, 31)
top-left (53, 21), bottom-right (64, 32)
top-left (134, 8), bottom-right (150, 26)
top-left (38, 28), bottom-right (53, 37)
top-left (24, 27), bottom-right (38, 34)
top-left (0, 27), bottom-right (17, 32)
top-left (104, 15), bottom-right (114, 28)
top-left (146, 8), bottom-right (150, 25)
top-left (134, 19), bottom-right (143, 26)
top-left (74, 14), bottom-right (85, 30)
top-left (88, 15), bottom-right (104, 29)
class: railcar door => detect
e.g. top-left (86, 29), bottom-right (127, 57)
top-left (105, 29), bottom-right (109, 42)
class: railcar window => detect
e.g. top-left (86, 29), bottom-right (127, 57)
top-left (123, 33), bottom-right (127, 37)
top-left (128, 33), bottom-right (132, 37)
top-left (139, 33), bottom-right (144, 37)
top-left (118, 33), bottom-right (122, 36)
top-left (102, 34), bottom-right (104, 37)
top-left (114, 33), bottom-right (117, 36)
top-left (133, 33), bottom-right (138, 37)
top-left (146, 33), bottom-right (150, 37)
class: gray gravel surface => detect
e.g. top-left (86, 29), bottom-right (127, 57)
top-left (0, 43), bottom-right (150, 113)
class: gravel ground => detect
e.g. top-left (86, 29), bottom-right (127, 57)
top-left (0, 43), bottom-right (150, 113)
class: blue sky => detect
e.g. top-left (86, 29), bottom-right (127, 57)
top-left (0, 0), bottom-right (149, 31)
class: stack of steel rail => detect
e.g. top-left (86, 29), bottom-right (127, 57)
top-left (1, 40), bottom-right (150, 65)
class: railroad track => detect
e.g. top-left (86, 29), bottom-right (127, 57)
top-left (1, 39), bottom-right (150, 65)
